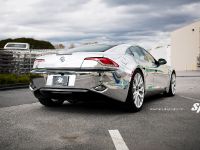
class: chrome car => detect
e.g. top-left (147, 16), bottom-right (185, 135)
top-left (30, 44), bottom-right (176, 112)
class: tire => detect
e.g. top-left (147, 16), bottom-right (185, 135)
top-left (165, 73), bottom-right (176, 96)
top-left (33, 90), bottom-right (64, 107)
top-left (126, 70), bottom-right (145, 112)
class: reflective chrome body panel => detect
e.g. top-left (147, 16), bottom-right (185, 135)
top-left (30, 69), bottom-right (131, 102)
top-left (30, 44), bottom-right (175, 102)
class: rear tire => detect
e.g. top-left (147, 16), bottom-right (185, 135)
top-left (34, 90), bottom-right (64, 107)
top-left (126, 70), bottom-right (145, 112)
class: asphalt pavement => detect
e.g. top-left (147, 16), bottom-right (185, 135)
top-left (0, 76), bottom-right (200, 150)
top-left (0, 88), bottom-right (37, 108)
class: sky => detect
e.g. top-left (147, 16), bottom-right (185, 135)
top-left (1, 0), bottom-right (200, 49)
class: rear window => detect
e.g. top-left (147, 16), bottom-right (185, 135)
top-left (6, 44), bottom-right (27, 48)
top-left (59, 44), bottom-right (116, 54)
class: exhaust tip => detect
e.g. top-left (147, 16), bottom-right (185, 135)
top-left (94, 85), bottom-right (107, 91)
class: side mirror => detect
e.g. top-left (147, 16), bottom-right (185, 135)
top-left (157, 58), bottom-right (167, 65)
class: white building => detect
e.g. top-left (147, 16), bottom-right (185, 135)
top-left (171, 21), bottom-right (200, 71)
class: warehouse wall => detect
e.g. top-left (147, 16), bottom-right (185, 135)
top-left (171, 21), bottom-right (200, 71)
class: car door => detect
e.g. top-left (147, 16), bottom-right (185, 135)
top-left (155, 64), bottom-right (169, 89)
top-left (142, 48), bottom-right (169, 90)
top-left (129, 46), bottom-right (156, 91)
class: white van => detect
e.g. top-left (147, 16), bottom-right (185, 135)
top-left (4, 42), bottom-right (30, 50)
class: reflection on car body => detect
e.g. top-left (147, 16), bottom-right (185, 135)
top-left (30, 44), bottom-right (176, 112)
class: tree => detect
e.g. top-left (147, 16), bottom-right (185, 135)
top-left (54, 44), bottom-right (65, 49)
top-left (197, 53), bottom-right (200, 67)
top-left (68, 43), bottom-right (75, 49)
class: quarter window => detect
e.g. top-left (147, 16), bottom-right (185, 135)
top-left (127, 46), bottom-right (156, 65)
top-left (141, 48), bottom-right (156, 64)
top-left (128, 46), bottom-right (146, 61)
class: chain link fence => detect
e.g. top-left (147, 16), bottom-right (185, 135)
top-left (0, 49), bottom-right (61, 74)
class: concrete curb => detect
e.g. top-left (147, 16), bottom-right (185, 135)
top-left (0, 84), bottom-right (29, 91)
top-left (177, 76), bottom-right (200, 77)
top-left (176, 71), bottom-right (200, 77)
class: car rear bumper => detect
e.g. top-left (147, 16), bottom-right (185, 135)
top-left (30, 69), bottom-right (130, 102)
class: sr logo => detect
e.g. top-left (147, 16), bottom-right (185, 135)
top-left (191, 103), bottom-right (200, 113)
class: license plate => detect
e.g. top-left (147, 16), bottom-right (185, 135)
top-left (52, 75), bottom-right (69, 86)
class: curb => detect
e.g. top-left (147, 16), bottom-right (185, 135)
top-left (177, 76), bottom-right (200, 77)
top-left (0, 84), bottom-right (29, 91)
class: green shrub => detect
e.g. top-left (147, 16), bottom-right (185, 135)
top-left (0, 74), bottom-right (30, 85)
top-left (17, 75), bottom-right (30, 84)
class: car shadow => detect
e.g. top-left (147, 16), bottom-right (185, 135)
top-left (145, 93), bottom-right (167, 103)
top-left (44, 99), bottom-right (127, 115)
top-left (40, 93), bottom-right (168, 115)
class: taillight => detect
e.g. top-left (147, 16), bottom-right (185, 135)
top-left (84, 57), bottom-right (119, 67)
top-left (34, 59), bottom-right (45, 67)
top-left (34, 59), bottom-right (45, 63)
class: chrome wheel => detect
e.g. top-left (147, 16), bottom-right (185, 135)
top-left (171, 74), bottom-right (176, 95)
top-left (132, 73), bottom-right (145, 108)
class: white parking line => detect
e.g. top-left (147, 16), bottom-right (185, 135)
top-left (179, 96), bottom-right (200, 102)
top-left (108, 129), bottom-right (129, 150)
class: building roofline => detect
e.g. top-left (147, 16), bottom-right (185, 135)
top-left (171, 19), bottom-right (200, 33)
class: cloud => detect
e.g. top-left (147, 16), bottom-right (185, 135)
top-left (0, 0), bottom-right (200, 48)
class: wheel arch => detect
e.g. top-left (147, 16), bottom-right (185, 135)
top-left (133, 67), bottom-right (144, 79)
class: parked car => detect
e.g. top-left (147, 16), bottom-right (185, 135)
top-left (29, 44), bottom-right (176, 112)
top-left (4, 42), bottom-right (30, 50)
